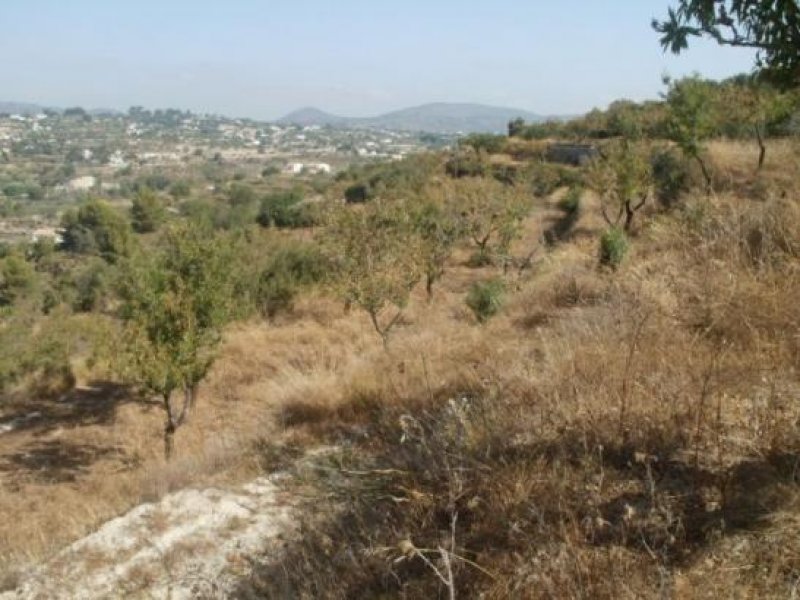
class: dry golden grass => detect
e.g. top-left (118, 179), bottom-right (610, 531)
top-left (2, 140), bottom-right (800, 598)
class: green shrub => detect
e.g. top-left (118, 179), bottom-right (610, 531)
top-left (600, 227), bottom-right (628, 268)
top-left (651, 146), bottom-right (692, 208)
top-left (558, 185), bottom-right (582, 214)
top-left (531, 164), bottom-right (582, 197)
top-left (130, 188), bottom-right (166, 233)
top-left (0, 254), bottom-right (37, 306)
top-left (254, 244), bottom-right (328, 318)
top-left (344, 183), bottom-right (371, 204)
top-left (466, 278), bottom-right (505, 323)
top-left (60, 199), bottom-right (133, 262)
top-left (257, 190), bottom-right (314, 228)
top-left (445, 149), bottom-right (486, 178)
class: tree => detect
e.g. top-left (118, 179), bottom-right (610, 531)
top-left (325, 201), bottom-right (421, 346)
top-left (508, 117), bottom-right (526, 138)
top-left (720, 76), bottom-right (795, 168)
top-left (130, 187), bottom-right (166, 233)
top-left (60, 199), bottom-right (133, 262)
top-left (663, 75), bottom-right (717, 190)
top-left (450, 177), bottom-right (528, 267)
top-left (587, 139), bottom-right (653, 232)
top-left (653, 1), bottom-right (800, 89)
top-left (118, 223), bottom-right (236, 458)
top-left (0, 253), bottom-right (36, 306)
top-left (410, 198), bottom-right (464, 300)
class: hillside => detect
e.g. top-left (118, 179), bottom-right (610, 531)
top-left (278, 102), bottom-right (548, 133)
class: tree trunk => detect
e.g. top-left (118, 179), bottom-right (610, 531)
top-left (426, 273), bottom-right (435, 302)
top-left (694, 154), bottom-right (712, 193)
top-left (164, 422), bottom-right (175, 460)
top-left (162, 391), bottom-right (176, 460)
top-left (755, 125), bottom-right (766, 170)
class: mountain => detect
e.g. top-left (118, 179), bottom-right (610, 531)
top-left (0, 101), bottom-right (48, 115)
top-left (278, 102), bottom-right (549, 133)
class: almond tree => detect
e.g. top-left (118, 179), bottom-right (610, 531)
top-left (325, 200), bottom-right (421, 347)
top-left (118, 223), bottom-right (235, 458)
top-left (587, 139), bottom-right (653, 233)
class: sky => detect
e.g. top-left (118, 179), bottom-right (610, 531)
top-left (2, 1), bottom-right (758, 120)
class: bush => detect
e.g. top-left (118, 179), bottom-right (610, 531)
top-left (466, 278), bottom-right (505, 323)
top-left (651, 146), bottom-right (692, 208)
top-left (61, 199), bottom-right (133, 262)
top-left (130, 188), bottom-right (166, 233)
top-left (531, 163), bottom-right (582, 197)
top-left (599, 227), bottom-right (628, 268)
top-left (344, 183), bottom-right (371, 204)
top-left (445, 149), bottom-right (486, 178)
top-left (0, 254), bottom-right (37, 306)
top-left (257, 190), bottom-right (314, 228)
top-left (558, 185), bottom-right (582, 214)
top-left (461, 133), bottom-right (506, 154)
top-left (254, 244), bottom-right (328, 318)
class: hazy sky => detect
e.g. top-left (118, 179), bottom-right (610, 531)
top-left (3, 1), bottom-right (757, 120)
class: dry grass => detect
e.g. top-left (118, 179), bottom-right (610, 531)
top-left (2, 140), bottom-right (800, 598)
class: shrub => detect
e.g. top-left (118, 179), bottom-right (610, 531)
top-left (0, 254), bottom-right (37, 306)
top-left (558, 185), bottom-right (582, 214)
top-left (257, 190), bottom-right (314, 228)
top-left (466, 278), bottom-right (505, 323)
top-left (344, 183), bottom-right (371, 204)
top-left (60, 199), bottom-right (133, 262)
top-left (651, 146), bottom-right (692, 208)
top-left (254, 243), bottom-right (328, 318)
top-left (130, 188), bottom-right (166, 233)
top-left (599, 227), bottom-right (628, 268)
top-left (445, 149), bottom-right (486, 178)
top-left (531, 163), bottom-right (582, 197)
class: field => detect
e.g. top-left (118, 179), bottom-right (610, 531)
top-left (0, 136), bottom-right (799, 597)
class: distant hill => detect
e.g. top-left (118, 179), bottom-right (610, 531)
top-left (0, 101), bottom-right (48, 115)
top-left (278, 102), bottom-right (550, 133)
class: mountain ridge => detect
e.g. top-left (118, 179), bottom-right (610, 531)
top-left (277, 102), bottom-right (551, 133)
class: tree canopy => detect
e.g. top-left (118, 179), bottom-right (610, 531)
top-left (653, 1), bottom-right (800, 88)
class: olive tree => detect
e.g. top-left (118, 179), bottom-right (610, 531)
top-left (118, 223), bottom-right (235, 458)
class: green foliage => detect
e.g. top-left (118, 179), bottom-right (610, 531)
top-left (169, 180), bottom-right (191, 199)
top-left (60, 199), bottom-right (133, 262)
top-left (344, 183), bottom-right (371, 204)
top-left (653, 1), bottom-right (800, 89)
top-left (663, 75), bottom-right (716, 187)
top-left (0, 253), bottom-right (37, 306)
top-left (339, 154), bottom-right (440, 202)
top-left (461, 134), bottom-right (506, 154)
top-left (70, 258), bottom-right (113, 312)
top-left (254, 242), bottom-right (328, 318)
top-left (530, 163), bottom-right (582, 197)
top-left (410, 198), bottom-right (464, 298)
top-left (325, 200), bottom-right (422, 344)
top-left (118, 222), bottom-right (238, 456)
top-left (445, 148), bottom-right (487, 178)
top-left (453, 177), bottom-right (529, 266)
top-left (0, 309), bottom-right (76, 396)
top-left (600, 227), bottom-right (629, 268)
top-left (587, 140), bottom-right (653, 231)
top-left (466, 278), bottom-right (505, 323)
top-left (650, 146), bottom-right (692, 207)
top-left (227, 183), bottom-right (257, 206)
top-left (130, 187), bottom-right (166, 233)
top-left (558, 185), bottom-right (583, 214)
top-left (257, 189), bottom-right (314, 228)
